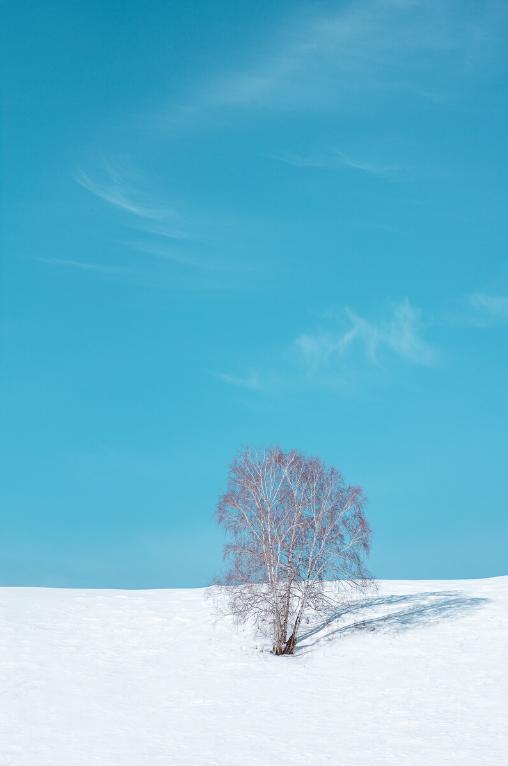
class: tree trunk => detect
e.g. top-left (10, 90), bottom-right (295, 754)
top-left (283, 632), bottom-right (297, 654)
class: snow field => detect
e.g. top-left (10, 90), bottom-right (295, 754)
top-left (1, 577), bottom-right (506, 765)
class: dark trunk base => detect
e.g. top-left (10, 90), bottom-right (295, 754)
top-left (273, 633), bottom-right (297, 655)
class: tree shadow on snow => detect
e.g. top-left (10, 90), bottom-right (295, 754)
top-left (297, 591), bottom-right (489, 653)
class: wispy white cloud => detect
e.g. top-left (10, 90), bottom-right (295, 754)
top-left (36, 257), bottom-right (133, 275)
top-left (214, 370), bottom-right (266, 391)
top-left (74, 162), bottom-right (217, 273)
top-left (117, 240), bottom-right (200, 267)
top-left (470, 292), bottom-right (508, 320)
top-left (296, 299), bottom-right (437, 371)
top-left (51, 159), bottom-right (261, 285)
top-left (137, 223), bottom-right (193, 243)
top-left (216, 298), bottom-right (436, 395)
top-left (170, 0), bottom-right (503, 118)
top-left (267, 148), bottom-right (398, 176)
top-left (75, 167), bottom-right (172, 221)
top-left (36, 255), bottom-right (241, 292)
top-left (76, 162), bottom-right (195, 251)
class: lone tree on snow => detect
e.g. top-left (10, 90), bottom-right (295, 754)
top-left (216, 447), bottom-right (373, 655)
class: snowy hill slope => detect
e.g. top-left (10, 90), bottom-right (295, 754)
top-left (1, 577), bottom-right (507, 766)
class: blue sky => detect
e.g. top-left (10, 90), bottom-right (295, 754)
top-left (2, 0), bottom-right (507, 587)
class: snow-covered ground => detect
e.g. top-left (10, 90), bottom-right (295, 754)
top-left (1, 577), bottom-right (506, 766)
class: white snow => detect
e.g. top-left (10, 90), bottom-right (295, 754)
top-left (1, 577), bottom-right (507, 765)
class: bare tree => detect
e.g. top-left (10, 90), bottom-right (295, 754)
top-left (216, 447), bottom-right (373, 655)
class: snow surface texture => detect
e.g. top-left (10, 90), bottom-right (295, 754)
top-left (1, 577), bottom-right (507, 766)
